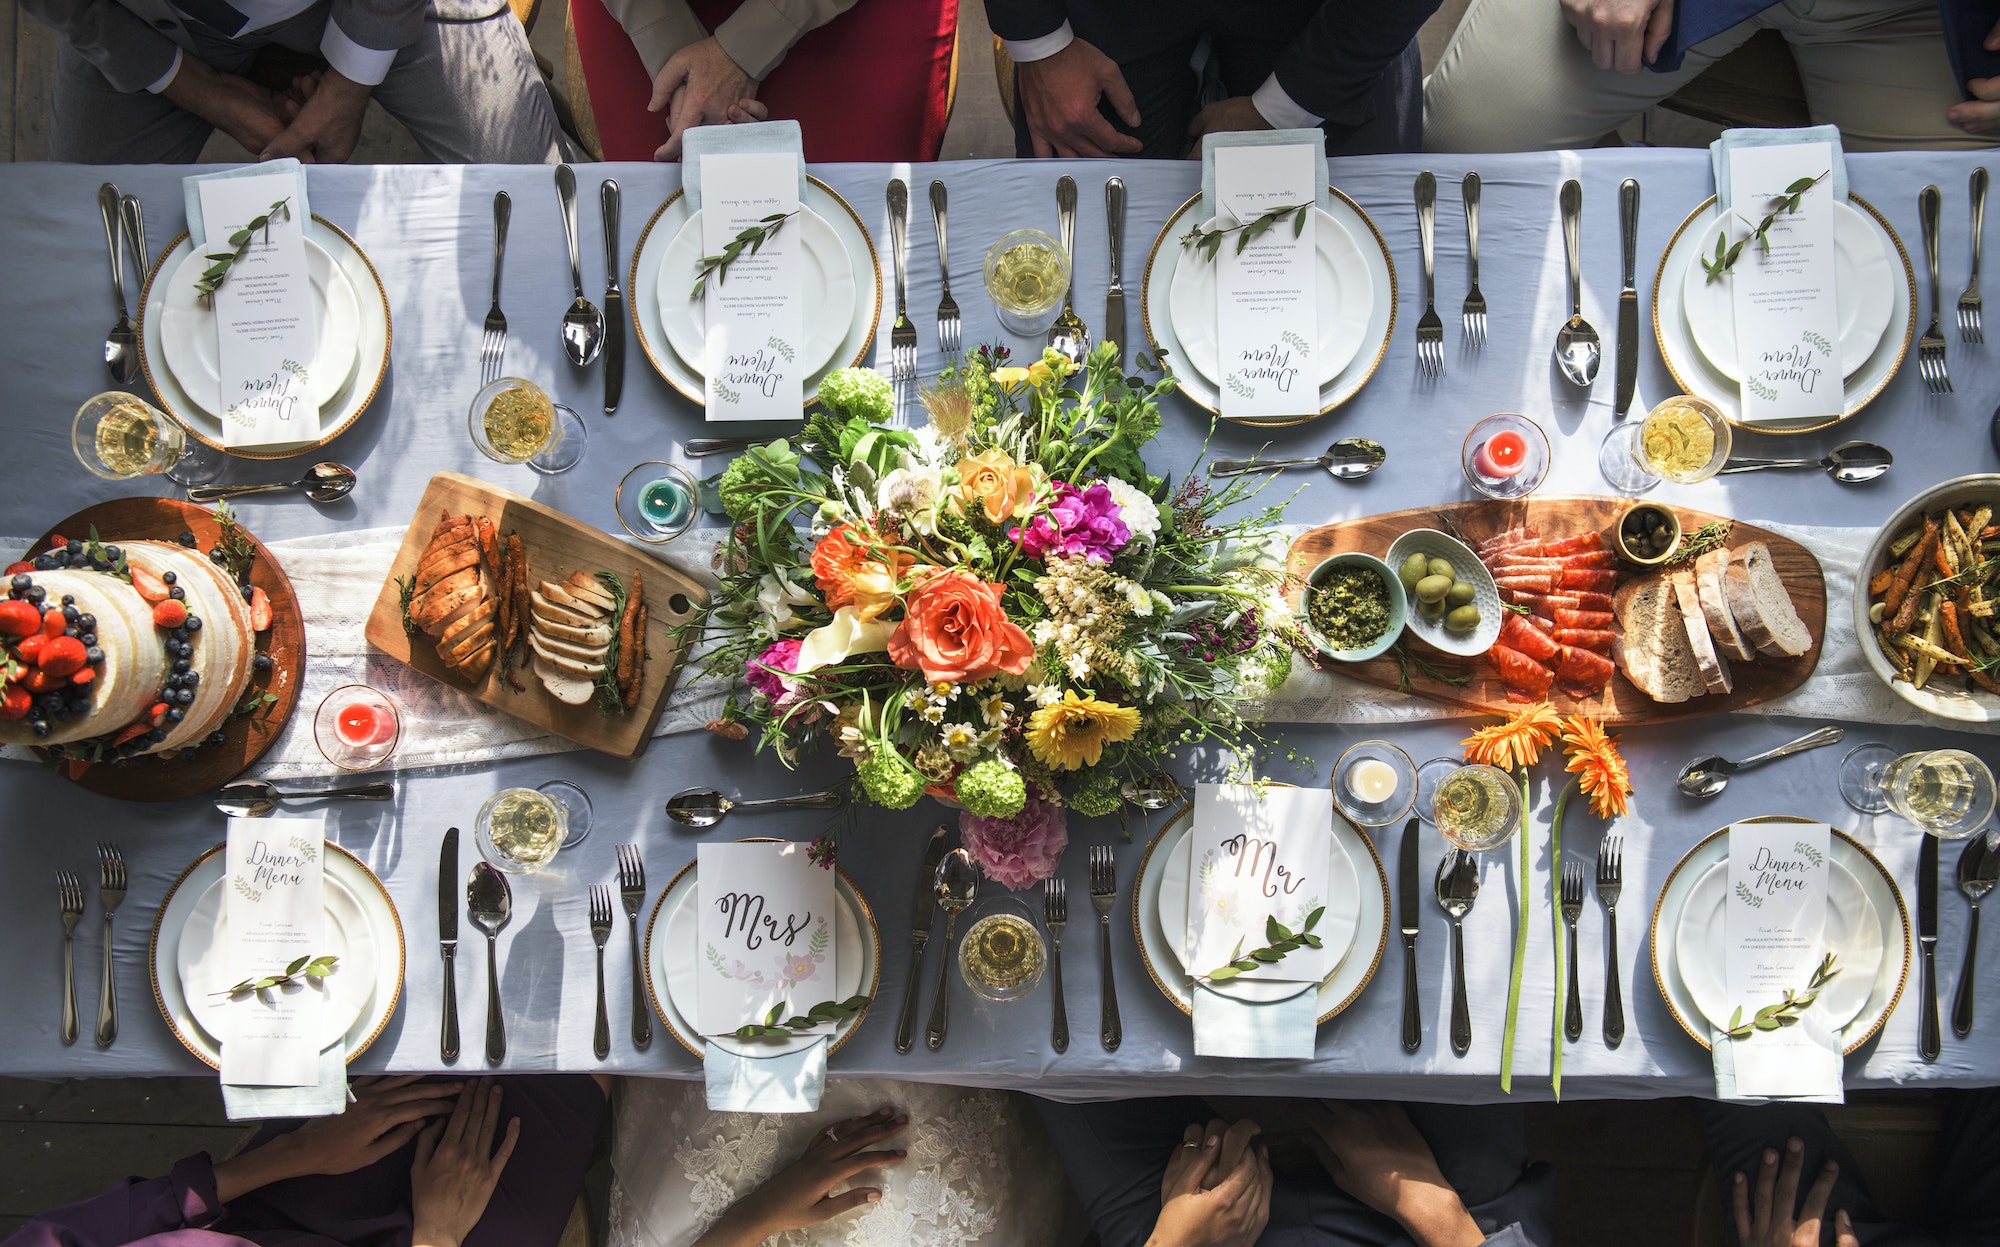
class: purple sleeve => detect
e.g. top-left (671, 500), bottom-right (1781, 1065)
top-left (2, 1156), bottom-right (227, 1247)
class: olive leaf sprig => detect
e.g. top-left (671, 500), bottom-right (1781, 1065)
top-left (729, 993), bottom-right (872, 1039)
top-left (1181, 202), bottom-right (1312, 263)
top-left (1701, 171), bottom-right (1829, 284)
top-left (195, 198), bottom-right (293, 300)
top-left (691, 209), bottom-right (802, 300)
top-left (212, 953), bottom-right (339, 997)
top-left (1195, 908), bottom-right (1324, 984)
top-left (1723, 953), bottom-right (1839, 1039)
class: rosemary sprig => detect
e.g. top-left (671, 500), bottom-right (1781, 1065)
top-left (729, 993), bottom-right (871, 1039)
top-left (1195, 908), bottom-right (1324, 983)
top-left (212, 953), bottom-right (339, 997)
top-left (1662, 519), bottom-right (1732, 566)
top-left (691, 209), bottom-right (801, 300)
top-left (195, 198), bottom-right (293, 300)
top-left (1389, 640), bottom-right (1475, 692)
top-left (1723, 953), bottom-right (1839, 1038)
top-left (1701, 172), bottom-right (1829, 284)
top-left (396, 574), bottom-right (420, 638)
top-left (1181, 202), bottom-right (1312, 262)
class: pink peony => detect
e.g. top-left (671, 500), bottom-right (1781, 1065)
top-left (746, 637), bottom-right (804, 705)
top-left (959, 788), bottom-right (1068, 889)
top-left (1009, 482), bottom-right (1131, 564)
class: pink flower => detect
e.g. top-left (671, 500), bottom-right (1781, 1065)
top-left (1009, 482), bottom-right (1131, 564)
top-left (747, 638), bottom-right (804, 705)
top-left (959, 788), bottom-right (1069, 889)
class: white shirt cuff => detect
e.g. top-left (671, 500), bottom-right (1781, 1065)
top-left (146, 48), bottom-right (184, 95)
top-left (1004, 21), bottom-right (1074, 64)
top-left (320, 17), bottom-right (396, 87)
top-left (1251, 73), bottom-right (1321, 129)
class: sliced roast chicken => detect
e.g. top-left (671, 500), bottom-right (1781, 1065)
top-left (410, 509), bottom-right (506, 683)
top-left (530, 571), bottom-right (620, 704)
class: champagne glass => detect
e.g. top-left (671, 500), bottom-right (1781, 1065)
top-left (958, 895), bottom-right (1047, 1002)
top-left (1843, 746), bottom-right (1996, 838)
top-left (475, 785), bottom-right (569, 873)
top-left (1433, 763), bottom-right (1522, 852)
top-left (983, 229), bottom-right (1070, 336)
top-left (1601, 395), bottom-right (1731, 493)
top-left (469, 377), bottom-right (587, 475)
top-left (72, 392), bottom-right (223, 486)
top-left (1414, 756), bottom-right (1463, 826)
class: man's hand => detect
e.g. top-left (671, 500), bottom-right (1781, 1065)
top-left (1950, 22), bottom-right (2000, 134)
top-left (1186, 97), bottom-right (1270, 151)
top-left (1014, 37), bottom-right (1142, 158)
top-left (160, 57), bottom-right (296, 156)
top-left (1561, 0), bottom-right (1675, 73)
top-left (259, 68), bottom-right (373, 162)
top-left (694, 1108), bottom-right (907, 1247)
top-left (1731, 1136), bottom-right (1859, 1247)
top-left (409, 1083), bottom-right (521, 1247)
top-left (651, 36), bottom-right (759, 161)
top-left (1299, 1101), bottom-right (1483, 1247)
top-left (1144, 1120), bottom-right (1271, 1247)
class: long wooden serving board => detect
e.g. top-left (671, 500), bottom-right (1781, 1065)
top-left (1287, 496), bottom-right (1825, 725)
top-left (363, 472), bottom-right (711, 759)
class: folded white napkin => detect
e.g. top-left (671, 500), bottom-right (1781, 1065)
top-left (681, 121), bottom-right (807, 212)
top-left (704, 1036), bottom-right (828, 1112)
top-left (222, 1043), bottom-right (351, 1121)
top-left (1199, 130), bottom-right (1332, 218)
top-left (1710, 125), bottom-right (1848, 210)
top-left (1710, 1019), bottom-right (1845, 1104)
top-left (1191, 985), bottom-right (1318, 1060)
top-left (183, 159), bottom-right (313, 248)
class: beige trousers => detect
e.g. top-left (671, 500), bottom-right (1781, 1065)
top-left (1423, 0), bottom-right (2000, 152)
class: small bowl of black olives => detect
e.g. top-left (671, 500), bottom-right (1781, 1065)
top-left (1614, 503), bottom-right (1682, 566)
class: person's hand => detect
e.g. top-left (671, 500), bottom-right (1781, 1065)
top-left (258, 68), bottom-right (373, 162)
top-left (1014, 37), bottom-right (1143, 158)
top-left (1731, 1136), bottom-right (1859, 1247)
top-left (1561, 0), bottom-right (1676, 73)
top-left (212, 1076), bottom-right (461, 1204)
top-left (409, 1082), bottom-right (521, 1247)
top-left (694, 1108), bottom-right (907, 1247)
top-left (1185, 96), bottom-right (1270, 151)
top-left (1299, 1101), bottom-right (1483, 1247)
top-left (1950, 24), bottom-right (2000, 134)
top-left (650, 36), bottom-right (759, 161)
top-left (160, 57), bottom-right (295, 156)
top-left (1145, 1121), bottom-right (1270, 1247)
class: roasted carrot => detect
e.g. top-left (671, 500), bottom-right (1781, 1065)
top-left (1889, 568), bottom-right (1932, 636)
top-left (1940, 600), bottom-right (1970, 673)
top-left (1883, 517), bottom-right (1941, 617)
top-left (623, 603), bottom-right (647, 710)
top-left (1869, 568), bottom-right (1895, 596)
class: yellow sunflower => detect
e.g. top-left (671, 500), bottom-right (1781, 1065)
top-left (1460, 702), bottom-right (1562, 772)
top-left (1025, 692), bottom-right (1140, 770)
top-left (1558, 715), bottom-right (1632, 819)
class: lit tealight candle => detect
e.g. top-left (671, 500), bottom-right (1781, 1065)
top-left (1473, 430), bottom-right (1528, 479)
top-left (335, 700), bottom-right (392, 748)
top-left (1346, 757), bottom-right (1399, 805)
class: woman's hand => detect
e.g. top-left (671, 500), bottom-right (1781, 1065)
top-left (1731, 1136), bottom-right (1858, 1247)
top-left (1299, 1101), bottom-right (1482, 1247)
top-left (650, 36), bottom-right (759, 161)
top-left (694, 1108), bottom-right (907, 1247)
top-left (1144, 1121), bottom-right (1270, 1247)
top-left (410, 1083), bottom-right (521, 1247)
top-left (215, 1076), bottom-right (462, 1203)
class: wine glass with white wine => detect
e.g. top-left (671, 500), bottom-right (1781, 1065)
top-left (1433, 763), bottom-right (1522, 853)
top-left (72, 392), bottom-right (223, 486)
top-left (1841, 746), bottom-right (1996, 839)
top-left (476, 785), bottom-right (570, 873)
top-left (469, 377), bottom-right (587, 475)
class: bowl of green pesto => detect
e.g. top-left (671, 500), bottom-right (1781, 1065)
top-left (1300, 552), bottom-right (1405, 662)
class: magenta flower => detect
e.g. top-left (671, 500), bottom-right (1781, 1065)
top-left (1009, 482), bottom-right (1131, 564)
top-left (959, 788), bottom-right (1069, 889)
top-left (746, 637), bottom-right (804, 705)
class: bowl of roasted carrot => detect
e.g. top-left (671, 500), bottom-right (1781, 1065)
top-left (1857, 474), bottom-right (2000, 722)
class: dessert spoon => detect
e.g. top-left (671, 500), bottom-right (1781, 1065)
top-left (664, 786), bottom-right (845, 828)
top-left (1554, 180), bottom-right (1600, 386)
top-left (188, 461), bottom-right (356, 504)
top-left (1209, 438), bottom-right (1385, 480)
top-left (1714, 441), bottom-right (1892, 484)
top-left (1675, 726), bottom-right (1845, 798)
top-left (555, 164), bottom-right (605, 366)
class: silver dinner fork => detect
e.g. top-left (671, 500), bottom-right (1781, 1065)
top-left (1414, 171), bottom-right (1445, 378)
top-left (1919, 184), bottom-right (1953, 393)
top-left (1088, 845), bottom-right (1120, 1051)
top-left (1461, 172), bottom-right (1486, 348)
top-left (481, 191), bottom-right (511, 386)
top-left (1597, 836), bottom-right (1624, 1047)
top-left (930, 180), bottom-right (960, 357)
top-left (1561, 859), bottom-right (1585, 1043)
top-left (1045, 878), bottom-right (1068, 1054)
top-left (616, 844), bottom-right (650, 1050)
top-left (886, 179), bottom-right (917, 415)
top-left (57, 872), bottom-right (84, 1047)
top-left (589, 884), bottom-right (613, 1060)
top-left (1961, 167), bottom-right (1986, 344)
top-left (95, 842), bottom-right (125, 1048)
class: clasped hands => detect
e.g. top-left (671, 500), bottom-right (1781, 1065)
top-left (161, 54), bottom-right (371, 163)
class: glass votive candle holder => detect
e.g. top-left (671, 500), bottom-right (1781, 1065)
top-left (1333, 740), bottom-right (1418, 828)
top-left (614, 461), bottom-right (698, 542)
top-left (313, 684), bottom-right (400, 770)
top-left (1462, 413), bottom-right (1550, 499)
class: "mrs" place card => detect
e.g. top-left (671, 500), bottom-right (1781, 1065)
top-left (1213, 144), bottom-right (1319, 422)
top-left (218, 815), bottom-right (325, 1087)
top-left (1184, 783), bottom-right (1332, 983)
top-left (1724, 140), bottom-right (1842, 425)
top-left (196, 171), bottom-right (320, 449)
top-left (1724, 820), bottom-right (1841, 1096)
top-left (699, 152), bottom-right (804, 420)
top-left (695, 841), bottom-right (837, 1035)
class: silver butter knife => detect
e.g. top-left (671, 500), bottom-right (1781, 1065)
top-left (602, 179), bottom-right (624, 414)
top-left (1921, 832), bottom-right (1941, 1061)
top-left (1399, 816), bottom-right (1421, 1052)
top-left (438, 826), bottom-right (461, 1063)
top-left (1615, 178), bottom-right (1640, 419)
top-left (895, 825), bottom-right (950, 1053)
top-left (1104, 177), bottom-right (1126, 369)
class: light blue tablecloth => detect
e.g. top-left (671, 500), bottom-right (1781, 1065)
top-left (3, 151), bottom-right (1998, 1102)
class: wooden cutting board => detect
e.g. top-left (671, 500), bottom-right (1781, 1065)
top-left (363, 472), bottom-right (712, 759)
top-left (1286, 496), bottom-right (1825, 725)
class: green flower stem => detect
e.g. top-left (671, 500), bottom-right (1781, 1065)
top-left (1549, 777), bottom-right (1578, 1102)
top-left (1500, 766), bottom-right (1531, 1094)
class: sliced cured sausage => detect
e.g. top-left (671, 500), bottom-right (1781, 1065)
top-left (1499, 613), bottom-right (1559, 661)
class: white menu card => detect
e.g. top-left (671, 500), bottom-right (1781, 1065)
top-left (196, 171), bottom-right (320, 448)
top-left (1724, 141), bottom-right (1842, 425)
top-left (1723, 820), bottom-right (1841, 1096)
top-left (696, 842), bottom-right (837, 1035)
top-left (1184, 783), bottom-right (1332, 983)
top-left (699, 153), bottom-right (804, 420)
top-left (1213, 144), bottom-right (1318, 421)
top-left (219, 815), bottom-right (325, 1087)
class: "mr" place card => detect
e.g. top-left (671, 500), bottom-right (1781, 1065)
top-left (1184, 783), bottom-right (1332, 983)
top-left (695, 841), bottom-right (837, 1034)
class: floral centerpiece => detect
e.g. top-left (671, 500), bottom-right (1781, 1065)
top-left (691, 344), bottom-right (1302, 885)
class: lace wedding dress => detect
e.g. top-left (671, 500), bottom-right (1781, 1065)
top-left (606, 1079), bottom-right (1084, 1247)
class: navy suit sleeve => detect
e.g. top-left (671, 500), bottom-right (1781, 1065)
top-left (983, 0), bottom-right (1072, 43)
top-left (1273, 0), bottom-right (1442, 127)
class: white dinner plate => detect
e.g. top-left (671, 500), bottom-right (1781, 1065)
top-left (655, 208), bottom-right (856, 381)
top-left (1680, 201), bottom-right (1895, 382)
top-left (646, 845), bottom-right (879, 1060)
top-left (1671, 858), bottom-right (1884, 1034)
top-left (1157, 821), bottom-right (1361, 1003)
top-left (176, 872), bottom-right (378, 1050)
top-left (159, 239), bottom-right (363, 418)
top-left (1166, 209), bottom-right (1373, 389)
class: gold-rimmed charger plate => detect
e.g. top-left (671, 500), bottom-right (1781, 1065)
top-left (137, 215), bottom-right (392, 461)
top-left (149, 840), bottom-right (405, 1071)
top-left (1142, 187), bottom-right (1397, 428)
top-left (1653, 193), bottom-right (1915, 436)
top-left (629, 177), bottom-right (881, 410)
top-left (1648, 815), bottom-right (1910, 1055)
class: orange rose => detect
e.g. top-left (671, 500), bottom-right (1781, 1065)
top-left (810, 525), bottom-right (912, 613)
top-left (955, 448), bottom-right (1044, 524)
top-left (888, 571), bottom-right (1035, 684)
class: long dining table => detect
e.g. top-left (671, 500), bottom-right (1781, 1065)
top-left (3, 147), bottom-right (1999, 1102)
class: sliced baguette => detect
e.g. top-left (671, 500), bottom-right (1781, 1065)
top-left (1694, 548), bottom-right (1757, 663)
top-left (1672, 572), bottom-right (1734, 695)
top-left (1612, 576), bottom-right (1707, 703)
top-left (1724, 542), bottom-right (1813, 658)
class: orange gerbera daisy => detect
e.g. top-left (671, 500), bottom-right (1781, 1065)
top-left (1558, 715), bottom-right (1632, 819)
top-left (1460, 702), bottom-right (1562, 772)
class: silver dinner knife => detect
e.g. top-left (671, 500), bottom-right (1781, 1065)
top-left (602, 179), bottom-right (624, 414)
top-left (895, 825), bottom-right (950, 1053)
top-left (1615, 178), bottom-right (1640, 419)
top-left (1921, 833), bottom-right (1941, 1061)
top-left (1104, 177), bottom-right (1126, 368)
top-left (439, 826), bottom-right (460, 1063)
top-left (1399, 816), bottom-right (1421, 1052)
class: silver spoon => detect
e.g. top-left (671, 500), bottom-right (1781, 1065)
top-left (1435, 849), bottom-right (1478, 1055)
top-left (683, 437), bottom-right (771, 458)
top-left (1120, 773), bottom-right (1185, 810)
top-left (924, 849), bottom-right (978, 1051)
top-left (98, 183), bottom-right (139, 385)
top-left (1554, 180), bottom-right (1600, 387)
top-left (467, 862), bottom-right (512, 1065)
top-left (1208, 437), bottom-right (1386, 480)
top-left (1714, 440), bottom-right (1893, 484)
top-left (1047, 176), bottom-right (1090, 366)
top-left (1675, 725), bottom-right (1845, 798)
top-left (215, 778), bottom-right (393, 818)
top-left (188, 461), bottom-right (357, 505)
top-left (663, 786), bottom-right (845, 828)
top-left (555, 164), bottom-right (604, 367)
